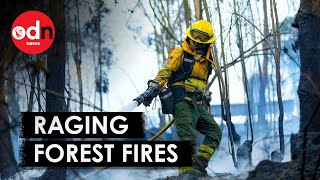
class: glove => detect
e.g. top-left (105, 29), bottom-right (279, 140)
top-left (203, 91), bottom-right (212, 109)
top-left (133, 80), bottom-right (160, 106)
top-left (142, 81), bottom-right (160, 106)
top-left (204, 91), bottom-right (212, 103)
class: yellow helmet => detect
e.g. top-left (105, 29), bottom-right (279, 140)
top-left (186, 20), bottom-right (216, 44)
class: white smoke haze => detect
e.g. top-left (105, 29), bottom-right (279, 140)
top-left (88, 168), bottom-right (177, 180)
top-left (8, 118), bottom-right (298, 180)
top-left (7, 0), bottom-right (301, 179)
top-left (10, 168), bottom-right (45, 180)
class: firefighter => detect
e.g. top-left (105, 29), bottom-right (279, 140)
top-left (142, 20), bottom-right (222, 178)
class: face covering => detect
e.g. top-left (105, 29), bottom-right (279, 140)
top-left (189, 39), bottom-right (210, 54)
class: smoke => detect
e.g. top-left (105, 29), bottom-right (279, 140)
top-left (10, 168), bottom-right (46, 180)
top-left (87, 168), bottom-right (177, 180)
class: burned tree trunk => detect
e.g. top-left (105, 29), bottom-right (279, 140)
top-left (0, 44), bottom-right (19, 179)
top-left (294, 0), bottom-right (320, 178)
top-left (296, 0), bottom-right (320, 140)
top-left (248, 1), bottom-right (320, 179)
top-left (97, 0), bottom-right (103, 112)
top-left (0, 1), bottom-right (22, 177)
top-left (45, 0), bottom-right (67, 113)
top-left (74, 0), bottom-right (83, 112)
top-left (0, 104), bottom-right (19, 179)
top-left (39, 0), bottom-right (67, 179)
top-left (27, 73), bottom-right (36, 112)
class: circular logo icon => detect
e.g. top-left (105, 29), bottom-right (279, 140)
top-left (11, 10), bottom-right (55, 54)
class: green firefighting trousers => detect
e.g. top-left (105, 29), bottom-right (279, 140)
top-left (174, 100), bottom-right (222, 175)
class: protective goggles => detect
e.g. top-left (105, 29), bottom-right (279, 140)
top-left (190, 26), bottom-right (213, 42)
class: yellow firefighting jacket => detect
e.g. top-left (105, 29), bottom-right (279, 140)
top-left (153, 37), bottom-right (214, 92)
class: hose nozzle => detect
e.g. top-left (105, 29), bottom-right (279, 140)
top-left (133, 80), bottom-right (160, 106)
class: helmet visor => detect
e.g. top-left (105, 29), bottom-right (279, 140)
top-left (190, 26), bottom-right (213, 42)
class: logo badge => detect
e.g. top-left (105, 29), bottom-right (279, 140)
top-left (11, 10), bottom-right (55, 54)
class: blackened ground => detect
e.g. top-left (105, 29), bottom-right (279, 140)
top-left (157, 173), bottom-right (248, 180)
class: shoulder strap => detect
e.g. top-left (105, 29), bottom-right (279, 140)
top-left (168, 51), bottom-right (195, 86)
top-left (207, 60), bottom-right (213, 79)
